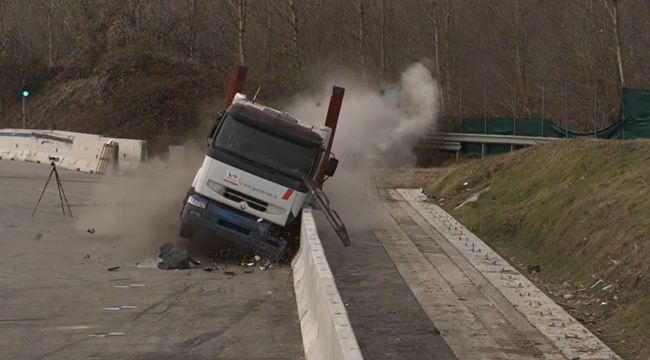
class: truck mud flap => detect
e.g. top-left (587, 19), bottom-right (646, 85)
top-left (302, 176), bottom-right (351, 247)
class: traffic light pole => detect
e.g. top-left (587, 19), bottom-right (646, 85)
top-left (21, 78), bottom-right (28, 129)
top-left (22, 96), bottom-right (26, 129)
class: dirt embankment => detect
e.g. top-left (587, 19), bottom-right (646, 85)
top-left (20, 48), bottom-right (225, 155)
top-left (410, 139), bottom-right (650, 359)
top-left (2, 48), bottom-right (293, 155)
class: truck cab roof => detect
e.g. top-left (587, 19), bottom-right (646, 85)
top-left (228, 93), bottom-right (330, 149)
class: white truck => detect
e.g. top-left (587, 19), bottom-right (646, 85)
top-left (178, 65), bottom-right (349, 261)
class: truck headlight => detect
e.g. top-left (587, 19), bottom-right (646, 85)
top-left (187, 195), bottom-right (207, 209)
top-left (207, 180), bottom-right (224, 193)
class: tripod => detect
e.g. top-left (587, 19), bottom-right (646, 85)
top-left (32, 161), bottom-right (73, 218)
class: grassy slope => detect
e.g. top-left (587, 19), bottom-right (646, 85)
top-left (424, 139), bottom-right (650, 359)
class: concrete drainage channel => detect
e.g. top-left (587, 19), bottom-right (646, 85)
top-left (294, 207), bottom-right (364, 360)
top-left (393, 188), bottom-right (622, 360)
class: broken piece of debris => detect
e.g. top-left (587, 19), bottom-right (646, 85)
top-left (202, 265), bottom-right (219, 272)
top-left (527, 264), bottom-right (541, 274)
top-left (157, 242), bottom-right (200, 270)
top-left (107, 266), bottom-right (120, 271)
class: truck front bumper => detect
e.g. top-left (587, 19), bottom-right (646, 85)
top-left (179, 190), bottom-right (288, 261)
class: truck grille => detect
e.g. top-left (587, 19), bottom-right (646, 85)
top-left (224, 188), bottom-right (268, 212)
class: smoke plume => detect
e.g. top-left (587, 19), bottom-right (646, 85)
top-left (285, 61), bottom-right (442, 235)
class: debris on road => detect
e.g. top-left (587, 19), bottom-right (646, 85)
top-left (157, 242), bottom-right (201, 270)
top-left (202, 265), bottom-right (220, 272)
top-left (590, 279), bottom-right (604, 289)
top-left (527, 264), bottom-right (541, 274)
top-left (89, 332), bottom-right (125, 338)
top-left (107, 266), bottom-right (120, 272)
top-left (104, 306), bottom-right (137, 311)
top-left (87, 228), bottom-right (95, 234)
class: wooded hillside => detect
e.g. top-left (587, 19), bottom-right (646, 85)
top-left (0, 0), bottom-right (645, 150)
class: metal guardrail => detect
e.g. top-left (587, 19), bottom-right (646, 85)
top-left (425, 133), bottom-right (563, 146)
top-left (415, 133), bottom-right (566, 160)
top-left (417, 140), bottom-right (462, 151)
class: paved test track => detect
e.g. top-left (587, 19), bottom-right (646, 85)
top-left (316, 177), bottom-right (577, 360)
top-left (0, 161), bottom-right (304, 360)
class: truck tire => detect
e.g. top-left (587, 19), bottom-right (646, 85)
top-left (179, 222), bottom-right (196, 239)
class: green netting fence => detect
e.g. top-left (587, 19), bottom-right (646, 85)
top-left (456, 87), bottom-right (650, 155)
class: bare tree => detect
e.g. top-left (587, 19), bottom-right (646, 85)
top-left (352, 0), bottom-right (366, 79)
top-left (0, 0), bottom-right (649, 133)
top-left (419, 0), bottom-right (467, 114)
top-left (250, 2), bottom-right (276, 69)
top-left (378, 0), bottom-right (386, 80)
top-left (604, 0), bottom-right (625, 87)
top-left (43, 0), bottom-right (55, 66)
top-left (484, 0), bottom-right (546, 117)
top-left (223, 0), bottom-right (247, 64)
top-left (271, 0), bottom-right (314, 81)
top-left (187, 0), bottom-right (199, 58)
top-left (0, 0), bottom-right (8, 36)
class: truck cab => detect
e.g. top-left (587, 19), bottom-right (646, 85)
top-left (178, 93), bottom-right (339, 260)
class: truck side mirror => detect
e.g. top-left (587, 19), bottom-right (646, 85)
top-left (324, 157), bottom-right (339, 177)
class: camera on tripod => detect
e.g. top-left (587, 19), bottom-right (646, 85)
top-left (48, 156), bottom-right (60, 165)
top-left (32, 156), bottom-right (72, 218)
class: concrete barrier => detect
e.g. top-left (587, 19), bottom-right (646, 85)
top-left (0, 129), bottom-right (146, 174)
top-left (294, 207), bottom-right (364, 360)
top-left (111, 137), bottom-right (146, 171)
top-left (0, 130), bottom-right (33, 162)
top-left (47, 130), bottom-right (146, 171)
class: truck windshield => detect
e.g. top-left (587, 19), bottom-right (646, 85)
top-left (213, 115), bottom-right (319, 178)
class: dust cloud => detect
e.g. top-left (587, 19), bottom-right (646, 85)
top-left (72, 139), bottom-right (206, 260)
top-left (285, 61), bottom-right (442, 236)
top-left (71, 61), bottom-right (441, 256)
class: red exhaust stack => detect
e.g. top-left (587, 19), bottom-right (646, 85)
top-left (315, 86), bottom-right (345, 188)
top-left (224, 65), bottom-right (248, 109)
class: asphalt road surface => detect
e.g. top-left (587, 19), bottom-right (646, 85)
top-left (0, 161), bottom-right (304, 360)
top-left (316, 211), bottom-right (458, 360)
top-left (317, 179), bottom-right (567, 360)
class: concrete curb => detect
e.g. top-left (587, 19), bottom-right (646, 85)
top-left (395, 188), bottom-right (622, 360)
top-left (293, 207), bottom-right (364, 360)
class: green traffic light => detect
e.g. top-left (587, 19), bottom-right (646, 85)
top-left (22, 90), bottom-right (29, 97)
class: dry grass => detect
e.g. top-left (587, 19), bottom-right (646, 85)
top-left (419, 138), bottom-right (650, 359)
top-left (374, 167), bottom-right (455, 189)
